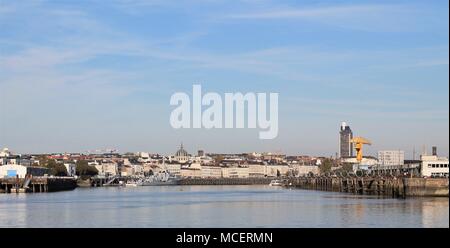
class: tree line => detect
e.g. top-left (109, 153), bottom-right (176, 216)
top-left (35, 156), bottom-right (98, 177)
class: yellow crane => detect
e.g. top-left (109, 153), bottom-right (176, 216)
top-left (350, 137), bottom-right (371, 163)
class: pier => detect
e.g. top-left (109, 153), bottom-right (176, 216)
top-left (288, 176), bottom-right (449, 198)
top-left (0, 177), bottom-right (77, 193)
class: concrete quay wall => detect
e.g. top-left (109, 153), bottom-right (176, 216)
top-left (403, 178), bottom-right (449, 197)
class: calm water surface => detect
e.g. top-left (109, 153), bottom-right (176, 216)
top-left (0, 185), bottom-right (448, 228)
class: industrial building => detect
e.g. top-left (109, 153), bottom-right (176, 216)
top-left (420, 147), bottom-right (449, 177)
top-left (0, 164), bottom-right (48, 178)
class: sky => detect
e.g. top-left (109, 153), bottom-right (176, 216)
top-left (0, 0), bottom-right (448, 157)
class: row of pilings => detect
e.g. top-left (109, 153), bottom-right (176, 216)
top-left (0, 177), bottom-right (77, 193)
top-left (288, 176), bottom-right (449, 198)
top-left (288, 177), bottom-right (407, 198)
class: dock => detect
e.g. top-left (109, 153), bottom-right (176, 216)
top-left (0, 177), bottom-right (77, 193)
top-left (288, 176), bottom-right (449, 198)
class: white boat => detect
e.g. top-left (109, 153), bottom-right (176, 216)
top-left (125, 181), bottom-right (138, 187)
top-left (269, 179), bottom-right (287, 186)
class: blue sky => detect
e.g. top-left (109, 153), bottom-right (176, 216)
top-left (0, 0), bottom-right (448, 157)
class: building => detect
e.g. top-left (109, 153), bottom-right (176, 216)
top-left (0, 148), bottom-right (12, 158)
top-left (421, 155), bottom-right (449, 178)
top-left (248, 164), bottom-right (266, 177)
top-left (266, 165), bottom-right (289, 177)
top-left (180, 168), bottom-right (201, 178)
top-left (341, 156), bottom-right (378, 172)
top-left (200, 166), bottom-right (222, 178)
top-left (222, 167), bottom-right (249, 178)
top-left (64, 163), bottom-right (77, 177)
top-left (94, 162), bottom-right (118, 177)
top-left (172, 143), bottom-right (190, 164)
top-left (165, 163), bottom-right (181, 177)
top-left (378, 150), bottom-right (405, 166)
top-left (339, 122), bottom-right (353, 158)
top-left (0, 164), bottom-right (48, 178)
top-left (0, 148), bottom-right (21, 165)
top-left (132, 164), bottom-right (144, 175)
top-left (120, 166), bottom-right (135, 176)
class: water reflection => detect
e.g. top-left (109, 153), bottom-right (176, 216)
top-left (0, 185), bottom-right (448, 228)
top-left (421, 198), bottom-right (449, 228)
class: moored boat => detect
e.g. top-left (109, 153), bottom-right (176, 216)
top-left (269, 179), bottom-right (287, 186)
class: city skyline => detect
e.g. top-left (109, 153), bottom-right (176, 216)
top-left (0, 0), bottom-right (449, 157)
top-left (0, 137), bottom-right (444, 161)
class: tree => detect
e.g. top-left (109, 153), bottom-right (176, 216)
top-left (45, 160), bottom-right (68, 176)
top-left (334, 163), bottom-right (354, 175)
top-left (37, 155), bottom-right (49, 167)
top-left (319, 158), bottom-right (333, 174)
top-left (38, 157), bottom-right (67, 176)
top-left (76, 160), bottom-right (98, 178)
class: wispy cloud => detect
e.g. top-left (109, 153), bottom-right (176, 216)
top-left (226, 5), bottom-right (390, 19)
top-left (406, 59), bottom-right (449, 68)
top-left (219, 3), bottom-right (434, 32)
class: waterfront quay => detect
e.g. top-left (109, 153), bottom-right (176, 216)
top-left (90, 176), bottom-right (273, 187)
top-left (178, 177), bottom-right (272, 185)
top-left (288, 176), bottom-right (449, 198)
top-left (0, 177), bottom-right (77, 193)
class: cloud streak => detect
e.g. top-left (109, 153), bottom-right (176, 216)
top-left (226, 5), bottom-right (391, 19)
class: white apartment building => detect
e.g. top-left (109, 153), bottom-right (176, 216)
top-left (222, 167), bottom-right (249, 178)
top-left (94, 163), bottom-right (118, 177)
top-left (180, 168), bottom-right (201, 178)
top-left (248, 164), bottom-right (266, 177)
top-left (266, 165), bottom-right (289, 177)
top-left (378, 150), bottom-right (404, 166)
top-left (132, 164), bottom-right (144, 175)
top-left (421, 155), bottom-right (449, 177)
top-left (248, 164), bottom-right (291, 177)
top-left (201, 166), bottom-right (222, 178)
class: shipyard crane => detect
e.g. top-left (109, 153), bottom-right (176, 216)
top-left (350, 137), bottom-right (371, 163)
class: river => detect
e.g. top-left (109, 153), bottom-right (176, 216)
top-left (0, 185), bottom-right (448, 227)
